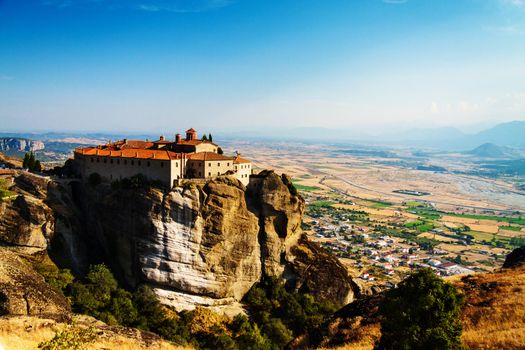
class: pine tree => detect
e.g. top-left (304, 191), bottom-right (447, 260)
top-left (209, 133), bottom-right (213, 142)
top-left (202, 134), bottom-right (208, 141)
top-left (23, 152), bottom-right (30, 169)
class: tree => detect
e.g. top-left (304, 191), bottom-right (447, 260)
top-left (217, 147), bottom-right (224, 155)
top-left (209, 133), bottom-right (213, 142)
top-left (202, 134), bottom-right (208, 141)
top-left (376, 268), bottom-right (464, 350)
top-left (23, 151), bottom-right (40, 171)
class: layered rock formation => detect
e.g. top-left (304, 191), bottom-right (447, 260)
top-left (0, 169), bottom-right (359, 313)
top-left (0, 250), bottom-right (71, 321)
top-left (0, 138), bottom-right (45, 153)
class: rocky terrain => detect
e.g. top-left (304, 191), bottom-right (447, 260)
top-left (292, 247), bottom-right (525, 350)
top-left (0, 170), bottom-right (358, 316)
top-left (0, 138), bottom-right (44, 154)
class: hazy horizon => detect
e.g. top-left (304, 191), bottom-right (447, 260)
top-left (1, 0), bottom-right (525, 133)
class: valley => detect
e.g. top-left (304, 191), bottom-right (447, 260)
top-left (224, 140), bottom-right (525, 290)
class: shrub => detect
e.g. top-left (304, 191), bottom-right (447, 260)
top-left (376, 268), bottom-right (464, 350)
top-left (38, 323), bottom-right (97, 350)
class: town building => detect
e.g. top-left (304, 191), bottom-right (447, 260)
top-left (74, 128), bottom-right (252, 187)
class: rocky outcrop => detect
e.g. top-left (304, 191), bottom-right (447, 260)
top-left (503, 246), bottom-right (525, 268)
top-left (0, 169), bottom-right (358, 313)
top-left (72, 170), bottom-right (358, 310)
top-left (0, 250), bottom-right (71, 321)
top-left (0, 138), bottom-right (44, 153)
top-left (0, 173), bottom-right (54, 248)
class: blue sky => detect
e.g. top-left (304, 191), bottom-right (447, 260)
top-left (0, 0), bottom-right (524, 133)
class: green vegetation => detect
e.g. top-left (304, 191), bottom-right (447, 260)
top-left (38, 323), bottom-right (97, 350)
top-left (407, 207), bottom-right (525, 225)
top-left (34, 262), bottom-right (336, 349)
top-left (23, 151), bottom-right (42, 172)
top-left (243, 277), bottom-right (337, 349)
top-left (0, 178), bottom-right (15, 201)
top-left (309, 201), bottom-right (335, 208)
top-left (293, 183), bottom-right (320, 192)
top-left (500, 225), bottom-right (523, 232)
top-left (406, 201), bottom-right (426, 208)
top-left (404, 219), bottom-right (435, 233)
top-left (369, 200), bottom-right (392, 208)
top-left (376, 268), bottom-right (464, 350)
top-left (509, 237), bottom-right (525, 247)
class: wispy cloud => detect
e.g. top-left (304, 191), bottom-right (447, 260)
top-left (42, 0), bottom-right (235, 12)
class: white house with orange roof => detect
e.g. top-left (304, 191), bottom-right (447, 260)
top-left (74, 128), bottom-right (252, 187)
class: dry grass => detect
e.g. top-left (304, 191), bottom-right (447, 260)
top-left (308, 266), bottom-right (525, 350)
top-left (0, 315), bottom-right (191, 350)
top-left (455, 265), bottom-right (525, 349)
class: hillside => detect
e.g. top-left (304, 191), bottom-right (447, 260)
top-left (0, 138), bottom-right (44, 155)
top-left (465, 142), bottom-right (524, 159)
top-left (293, 260), bottom-right (525, 349)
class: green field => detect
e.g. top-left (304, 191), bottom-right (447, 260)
top-left (406, 207), bottom-right (525, 225)
top-left (309, 201), bottom-right (335, 208)
top-left (293, 183), bottom-right (321, 192)
top-left (500, 225), bottom-right (523, 232)
top-left (369, 200), bottom-right (393, 208)
top-left (446, 213), bottom-right (525, 225)
top-left (404, 220), bottom-right (435, 232)
top-left (406, 201), bottom-right (426, 208)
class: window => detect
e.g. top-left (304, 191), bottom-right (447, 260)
top-left (227, 163), bottom-right (230, 166)
top-left (208, 163), bottom-right (211, 167)
top-left (217, 162), bottom-right (220, 166)
top-left (131, 160), bottom-right (134, 165)
top-left (160, 162), bottom-right (164, 167)
top-left (117, 159), bottom-right (120, 165)
top-left (138, 161), bottom-right (141, 166)
top-left (208, 172), bottom-right (211, 176)
top-left (147, 161), bottom-right (150, 167)
top-left (198, 172), bottom-right (201, 176)
top-left (176, 163), bottom-right (178, 167)
top-left (217, 172), bottom-right (220, 176)
top-left (110, 159), bottom-right (113, 164)
top-left (91, 158), bottom-right (94, 163)
top-left (103, 158), bottom-right (107, 163)
top-left (97, 158), bottom-right (100, 163)
top-left (124, 160), bottom-right (127, 165)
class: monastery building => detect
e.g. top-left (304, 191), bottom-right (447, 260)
top-left (74, 128), bottom-right (252, 186)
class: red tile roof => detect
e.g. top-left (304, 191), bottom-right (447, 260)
top-left (187, 152), bottom-right (234, 161)
top-left (176, 139), bottom-right (218, 146)
top-left (75, 147), bottom-right (182, 160)
top-left (186, 128), bottom-right (197, 133)
top-left (111, 140), bottom-right (155, 150)
top-left (233, 155), bottom-right (251, 164)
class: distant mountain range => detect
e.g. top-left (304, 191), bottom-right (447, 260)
top-left (1, 120), bottom-right (524, 152)
top-left (465, 142), bottom-right (524, 159)
top-left (375, 121), bottom-right (525, 150)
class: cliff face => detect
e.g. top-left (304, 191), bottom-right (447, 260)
top-left (74, 171), bottom-right (358, 311)
top-left (0, 170), bottom-right (358, 313)
top-left (0, 138), bottom-right (45, 153)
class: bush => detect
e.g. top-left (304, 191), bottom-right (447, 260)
top-left (33, 263), bottom-right (74, 294)
top-left (38, 323), bottom-right (97, 350)
top-left (243, 277), bottom-right (336, 348)
top-left (376, 268), bottom-right (464, 350)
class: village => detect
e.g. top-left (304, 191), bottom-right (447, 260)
top-left (295, 178), bottom-right (518, 289)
